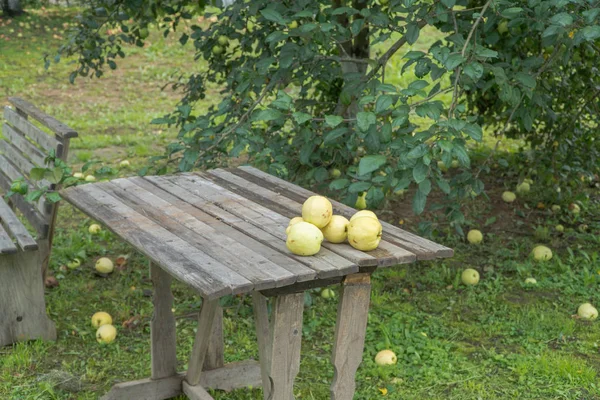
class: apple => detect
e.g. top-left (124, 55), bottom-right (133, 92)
top-left (502, 191), bottom-right (516, 203)
top-left (355, 193), bottom-right (367, 210)
top-left (89, 224), bottom-right (102, 234)
top-left (212, 45), bottom-right (224, 55)
top-left (96, 324), bottom-right (117, 344)
top-left (85, 175), bottom-right (96, 182)
top-left (461, 268), bottom-right (480, 285)
top-left (217, 35), bottom-right (229, 46)
top-left (288, 20), bottom-right (298, 29)
top-left (138, 27), bottom-right (149, 39)
top-left (329, 168), bottom-right (341, 178)
top-left (555, 224), bottom-right (564, 232)
top-left (467, 229), bottom-right (483, 244)
top-left (437, 160), bottom-right (448, 172)
top-left (524, 277), bottom-right (537, 285)
top-left (321, 288), bottom-right (335, 299)
top-left (531, 245), bottom-right (552, 261)
top-left (119, 160), bottom-right (130, 168)
top-left (568, 203), bottom-right (581, 214)
top-left (516, 182), bottom-right (530, 194)
top-left (450, 160), bottom-right (459, 169)
top-left (577, 303), bottom-right (598, 320)
top-left (95, 257), bottom-right (114, 274)
top-left (67, 259), bottom-right (81, 269)
top-left (375, 349), bottom-right (397, 366)
top-left (551, 205), bottom-right (561, 213)
top-left (73, 172), bottom-right (84, 179)
top-left (497, 20), bottom-right (509, 34)
top-left (578, 224), bottom-right (588, 232)
top-left (91, 311), bottom-right (113, 328)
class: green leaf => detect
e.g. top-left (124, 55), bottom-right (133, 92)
top-left (406, 23), bottom-right (420, 45)
top-left (407, 144), bottom-right (428, 159)
top-left (299, 142), bottom-right (313, 165)
top-left (356, 112), bottom-right (377, 132)
top-left (253, 109), bottom-right (283, 122)
top-left (415, 102), bottom-right (443, 120)
top-left (271, 91), bottom-right (293, 110)
top-left (45, 191), bottom-right (61, 203)
top-left (550, 13), bottom-right (573, 27)
top-left (437, 178), bottom-right (451, 194)
top-left (445, 54), bottom-right (465, 70)
top-left (330, 179), bottom-right (350, 190)
top-left (462, 124), bottom-right (483, 142)
top-left (260, 8), bottom-right (286, 25)
top-left (463, 62), bottom-right (484, 80)
top-left (413, 162), bottom-right (429, 183)
top-left (348, 181), bottom-right (372, 193)
top-left (404, 51), bottom-right (425, 60)
top-left (324, 127), bottom-right (348, 143)
top-left (358, 155), bottom-right (387, 176)
top-left (30, 167), bottom-right (46, 181)
top-left (419, 178), bottom-right (431, 195)
top-left (45, 167), bottom-right (63, 184)
top-left (293, 112), bottom-right (312, 125)
top-left (501, 7), bottom-right (523, 19)
top-left (408, 80), bottom-right (429, 90)
top-left (441, 0), bottom-right (455, 7)
top-left (325, 115), bottom-right (344, 128)
top-left (412, 188), bottom-right (427, 215)
top-left (375, 95), bottom-right (393, 114)
top-left (515, 72), bottom-right (536, 89)
top-left (453, 143), bottom-right (470, 167)
top-left (581, 26), bottom-right (600, 41)
top-left (376, 83), bottom-right (397, 93)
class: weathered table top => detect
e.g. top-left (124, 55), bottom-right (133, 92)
top-left (60, 166), bottom-right (453, 300)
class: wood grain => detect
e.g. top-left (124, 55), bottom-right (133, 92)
top-left (236, 166), bottom-right (454, 259)
top-left (252, 292), bottom-right (273, 400)
top-left (186, 298), bottom-right (219, 386)
top-left (0, 223), bottom-right (18, 254)
top-left (182, 382), bottom-right (215, 400)
top-left (0, 198), bottom-right (38, 251)
top-left (4, 107), bottom-right (59, 152)
top-left (1, 123), bottom-right (46, 167)
top-left (330, 273), bottom-right (372, 400)
top-left (100, 374), bottom-right (184, 400)
top-left (204, 305), bottom-right (224, 371)
top-left (8, 97), bottom-right (78, 139)
top-left (199, 360), bottom-right (262, 392)
top-left (60, 184), bottom-right (250, 299)
top-left (150, 263), bottom-right (178, 380)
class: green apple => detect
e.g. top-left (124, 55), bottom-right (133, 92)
top-left (577, 303), bottom-right (598, 320)
top-left (329, 168), bottom-right (341, 178)
top-left (73, 172), bottom-right (84, 179)
top-left (568, 203), bottom-right (581, 214)
top-left (119, 160), bottom-right (130, 168)
top-left (288, 20), bottom-right (298, 29)
top-left (437, 161), bottom-right (448, 172)
top-left (91, 311), bottom-right (113, 328)
top-left (531, 245), bottom-right (552, 261)
top-left (85, 175), bottom-right (96, 182)
top-left (450, 160), bottom-right (459, 169)
top-left (502, 191), bottom-right (516, 203)
top-left (551, 205), bottom-right (561, 213)
top-left (96, 324), bottom-right (117, 344)
top-left (355, 193), bottom-right (367, 210)
top-left (375, 349), bottom-right (397, 366)
top-left (138, 27), bottom-right (149, 39)
top-left (95, 257), bottom-right (114, 274)
top-left (461, 268), bottom-right (480, 285)
top-left (89, 224), bottom-right (102, 234)
top-left (497, 20), bottom-right (509, 34)
top-left (516, 182), bottom-right (530, 194)
top-left (321, 288), bottom-right (335, 299)
top-left (467, 229), bottom-right (483, 244)
top-left (212, 45), bottom-right (224, 55)
top-left (555, 224), bottom-right (564, 232)
top-left (67, 259), bottom-right (81, 270)
top-left (524, 277), bottom-right (537, 285)
top-left (217, 35), bottom-right (229, 46)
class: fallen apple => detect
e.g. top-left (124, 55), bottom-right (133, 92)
top-left (531, 245), bottom-right (552, 261)
top-left (577, 303), bottom-right (598, 320)
top-left (524, 277), bottom-right (537, 285)
top-left (551, 205), bottom-right (561, 213)
top-left (321, 288), bottom-right (335, 299)
top-left (461, 268), bottom-right (480, 285)
top-left (96, 324), bottom-right (117, 344)
top-left (89, 224), bottom-right (102, 234)
top-left (467, 229), bottom-right (483, 244)
top-left (516, 182), bottom-right (530, 194)
top-left (569, 203), bottom-right (581, 214)
top-left (91, 311), bottom-right (113, 328)
top-left (555, 224), bottom-right (564, 232)
top-left (73, 172), bottom-right (84, 179)
top-left (502, 191), bottom-right (516, 203)
top-left (375, 349), bottom-right (397, 366)
top-left (95, 257), bottom-right (114, 274)
top-left (85, 175), bottom-right (96, 182)
top-left (119, 160), bottom-right (130, 168)
top-left (67, 259), bottom-right (81, 269)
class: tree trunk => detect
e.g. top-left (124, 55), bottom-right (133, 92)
top-left (1, 0), bottom-right (24, 17)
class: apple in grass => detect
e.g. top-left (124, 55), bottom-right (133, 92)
top-left (91, 311), bottom-right (113, 328)
top-left (461, 268), bottom-right (480, 285)
top-left (467, 229), bottom-right (483, 244)
top-left (375, 350), bottom-right (397, 366)
top-left (96, 324), bottom-right (117, 344)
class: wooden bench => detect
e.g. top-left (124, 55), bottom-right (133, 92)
top-left (61, 167), bottom-right (453, 400)
top-left (0, 97), bottom-right (78, 347)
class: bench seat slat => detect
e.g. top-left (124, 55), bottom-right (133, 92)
top-left (0, 223), bottom-right (18, 254)
top-left (2, 123), bottom-right (47, 167)
top-left (0, 198), bottom-right (38, 251)
top-left (4, 107), bottom-right (60, 152)
top-left (8, 97), bottom-right (78, 139)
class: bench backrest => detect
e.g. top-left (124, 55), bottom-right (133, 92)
top-left (1, 97), bottom-right (78, 240)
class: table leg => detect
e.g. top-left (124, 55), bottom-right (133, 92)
top-left (254, 292), bottom-right (304, 400)
top-left (150, 263), bottom-right (178, 380)
top-left (330, 273), bottom-right (372, 400)
top-left (186, 298), bottom-right (219, 386)
top-left (204, 305), bottom-right (225, 371)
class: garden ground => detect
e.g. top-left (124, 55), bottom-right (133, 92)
top-left (1, 7), bottom-right (599, 400)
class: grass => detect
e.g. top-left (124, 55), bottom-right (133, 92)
top-left (1, 6), bottom-right (600, 400)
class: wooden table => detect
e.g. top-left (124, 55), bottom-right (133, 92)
top-left (61, 166), bottom-right (453, 400)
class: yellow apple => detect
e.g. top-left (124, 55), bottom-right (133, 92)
top-left (96, 324), bottom-right (117, 344)
top-left (302, 196), bottom-right (332, 228)
top-left (321, 288), bottom-right (335, 299)
top-left (524, 277), bottom-right (537, 285)
top-left (531, 245), bottom-right (552, 261)
top-left (502, 191), bottom-right (516, 203)
top-left (347, 216), bottom-right (382, 251)
top-left (461, 268), bottom-right (480, 285)
top-left (286, 222), bottom-right (324, 256)
top-left (321, 215), bottom-right (349, 243)
top-left (467, 229), bottom-right (483, 244)
top-left (119, 160), bottom-right (130, 168)
top-left (85, 175), bottom-right (96, 182)
top-left (95, 257), bottom-right (114, 274)
top-left (91, 311), bottom-right (113, 328)
top-left (577, 303), bottom-right (598, 320)
top-left (350, 210), bottom-right (378, 221)
top-left (375, 350), bottom-right (397, 366)
top-left (89, 224), bottom-right (102, 234)
top-left (73, 172), bottom-right (84, 179)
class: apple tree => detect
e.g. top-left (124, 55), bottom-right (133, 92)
top-left (54, 0), bottom-right (600, 231)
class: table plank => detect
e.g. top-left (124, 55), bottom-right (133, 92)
top-left (236, 166), bottom-right (454, 259)
top-left (166, 174), bottom-right (358, 279)
top-left (105, 179), bottom-right (299, 290)
top-left (138, 176), bottom-right (318, 282)
top-left (204, 169), bottom-right (416, 267)
top-left (61, 184), bottom-right (253, 299)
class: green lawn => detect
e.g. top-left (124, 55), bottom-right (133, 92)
top-left (1, 7), bottom-right (600, 400)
